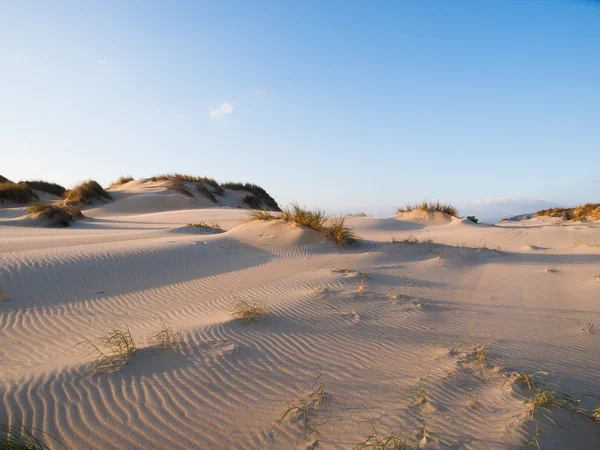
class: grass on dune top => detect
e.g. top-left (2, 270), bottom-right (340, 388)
top-left (250, 203), bottom-right (358, 246)
top-left (64, 180), bottom-right (112, 205)
top-left (396, 200), bottom-right (459, 217)
top-left (536, 204), bottom-right (600, 221)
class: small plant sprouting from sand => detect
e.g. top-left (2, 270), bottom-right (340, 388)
top-left (449, 337), bottom-right (466, 355)
top-left (522, 423), bottom-right (541, 450)
top-left (471, 343), bottom-right (490, 365)
top-left (230, 299), bottom-right (270, 322)
top-left (323, 215), bottom-right (359, 247)
top-left (186, 221), bottom-right (222, 231)
top-left (401, 274), bottom-right (414, 297)
top-left (355, 424), bottom-right (408, 449)
top-left (592, 405), bottom-right (600, 423)
top-left (0, 288), bottom-right (8, 301)
top-left (0, 421), bottom-right (66, 450)
top-left (277, 372), bottom-right (326, 433)
top-left (576, 319), bottom-right (596, 333)
top-left (151, 320), bottom-right (182, 351)
top-left (78, 324), bottom-right (137, 373)
top-left (414, 419), bottom-right (450, 446)
top-left (332, 265), bottom-right (352, 274)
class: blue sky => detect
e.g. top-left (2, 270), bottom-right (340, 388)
top-left (1, 0), bottom-right (599, 221)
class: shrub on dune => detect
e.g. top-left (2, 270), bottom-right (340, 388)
top-left (322, 215), bottom-right (358, 247)
top-left (397, 200), bottom-right (459, 217)
top-left (109, 176), bottom-right (134, 188)
top-left (27, 203), bottom-right (83, 226)
top-left (0, 182), bottom-right (36, 204)
top-left (21, 180), bottom-right (66, 197)
top-left (64, 180), bottom-right (111, 205)
top-left (231, 299), bottom-right (270, 321)
top-left (536, 204), bottom-right (600, 221)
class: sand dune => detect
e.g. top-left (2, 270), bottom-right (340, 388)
top-left (1, 197), bottom-right (599, 448)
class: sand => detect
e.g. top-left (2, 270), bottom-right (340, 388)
top-left (1, 184), bottom-right (599, 449)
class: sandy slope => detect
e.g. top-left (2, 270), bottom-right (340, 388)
top-left (1, 202), bottom-right (599, 449)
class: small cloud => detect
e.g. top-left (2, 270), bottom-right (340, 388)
top-left (254, 88), bottom-right (268, 96)
top-left (179, 113), bottom-right (185, 119)
top-left (209, 102), bottom-right (234, 120)
top-left (97, 58), bottom-right (108, 65)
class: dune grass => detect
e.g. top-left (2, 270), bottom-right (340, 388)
top-left (78, 324), bottom-right (136, 372)
top-left (64, 180), bottom-right (111, 205)
top-left (355, 424), bottom-right (407, 449)
top-left (472, 343), bottom-right (490, 365)
top-left (396, 200), bottom-right (459, 217)
top-left (592, 405), bottom-right (600, 422)
top-left (0, 422), bottom-right (65, 450)
top-left (21, 180), bottom-right (66, 197)
top-left (27, 203), bottom-right (83, 226)
top-left (277, 372), bottom-right (326, 434)
top-left (249, 210), bottom-right (277, 221)
top-left (536, 203), bottom-right (600, 221)
top-left (109, 176), bottom-right (134, 188)
top-left (230, 299), bottom-right (270, 321)
top-left (323, 215), bottom-right (359, 246)
top-left (0, 182), bottom-right (36, 204)
top-left (0, 288), bottom-right (8, 301)
top-left (186, 221), bottom-right (222, 231)
top-left (151, 320), bottom-right (182, 351)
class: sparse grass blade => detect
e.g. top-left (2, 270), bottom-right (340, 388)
top-left (230, 299), bottom-right (270, 321)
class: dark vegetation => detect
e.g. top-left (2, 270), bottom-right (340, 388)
top-left (22, 180), bottom-right (66, 197)
top-left (28, 203), bottom-right (83, 227)
top-left (64, 180), bottom-right (112, 205)
top-left (397, 200), bottom-right (459, 217)
top-left (536, 204), bottom-right (600, 221)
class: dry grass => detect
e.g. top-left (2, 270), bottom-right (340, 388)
top-left (536, 203), bottom-right (600, 221)
top-left (397, 200), bottom-right (459, 217)
top-left (592, 405), bottom-right (600, 423)
top-left (0, 421), bottom-right (64, 450)
top-left (186, 221), bottom-right (222, 231)
top-left (576, 319), bottom-right (596, 333)
top-left (196, 183), bottom-right (219, 203)
top-left (22, 180), bottom-right (65, 197)
top-left (0, 182), bottom-right (36, 204)
top-left (250, 204), bottom-right (359, 246)
top-left (355, 424), bottom-right (408, 449)
top-left (64, 180), bottom-right (111, 205)
top-left (27, 203), bottom-right (83, 226)
top-left (230, 299), bottom-right (270, 321)
top-left (78, 324), bottom-right (136, 372)
top-left (471, 343), bottom-right (490, 365)
top-left (0, 288), bottom-right (8, 301)
top-left (109, 176), bottom-right (134, 187)
top-left (277, 372), bottom-right (326, 434)
top-left (151, 320), bottom-right (182, 351)
top-left (390, 235), bottom-right (419, 244)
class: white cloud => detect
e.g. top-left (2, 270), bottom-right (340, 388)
top-left (209, 102), bottom-right (234, 120)
top-left (254, 88), bottom-right (267, 96)
top-left (97, 58), bottom-right (108, 65)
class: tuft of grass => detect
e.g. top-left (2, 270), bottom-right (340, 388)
top-left (508, 371), bottom-right (548, 391)
top-left (281, 203), bottom-right (327, 231)
top-left (249, 209), bottom-right (277, 221)
top-left (347, 212), bottom-right (368, 217)
top-left (231, 299), bottom-right (270, 321)
top-left (397, 200), bottom-right (459, 217)
top-left (355, 424), bottom-right (408, 449)
top-left (27, 203), bottom-right (83, 226)
top-left (151, 320), bottom-right (182, 350)
top-left (0, 288), bottom-right (8, 301)
top-left (78, 324), bottom-right (136, 372)
top-left (472, 343), bottom-right (490, 365)
top-left (449, 337), bottom-right (466, 355)
top-left (536, 203), bottom-right (600, 221)
top-left (277, 372), bottom-right (326, 432)
top-left (522, 423), bottom-right (541, 450)
top-left (0, 421), bottom-right (65, 450)
top-left (64, 180), bottom-right (111, 205)
top-left (592, 405), bottom-right (600, 423)
top-left (166, 176), bottom-right (194, 197)
top-left (186, 221), bottom-right (222, 231)
top-left (524, 383), bottom-right (563, 418)
top-left (323, 215), bottom-right (358, 246)
top-left (576, 319), bottom-right (596, 333)
top-left (109, 176), bottom-right (134, 187)
top-left (402, 235), bottom-right (419, 244)
top-left (22, 180), bottom-right (66, 197)
top-left (0, 182), bottom-right (36, 204)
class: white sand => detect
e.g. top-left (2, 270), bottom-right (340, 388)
top-left (1, 187), bottom-right (599, 449)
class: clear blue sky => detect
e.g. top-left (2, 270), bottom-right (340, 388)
top-left (1, 0), bottom-right (599, 220)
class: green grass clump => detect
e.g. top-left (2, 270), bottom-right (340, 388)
top-left (536, 203), bottom-right (600, 221)
top-left (28, 203), bottom-right (83, 226)
top-left (231, 299), bottom-right (270, 321)
top-left (0, 422), bottom-right (64, 450)
top-left (397, 200), bottom-right (459, 217)
top-left (0, 182), bottom-right (36, 204)
top-left (281, 203), bottom-right (327, 231)
top-left (249, 210), bottom-right (277, 221)
top-left (21, 180), bottom-right (66, 197)
top-left (323, 215), bottom-right (358, 246)
top-left (64, 180), bottom-right (111, 205)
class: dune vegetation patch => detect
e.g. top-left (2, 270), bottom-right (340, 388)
top-left (28, 203), bottom-right (83, 227)
top-left (186, 221), bottom-right (222, 231)
top-left (397, 200), bottom-right (459, 217)
top-left (536, 203), bottom-right (600, 221)
top-left (21, 180), bottom-right (66, 197)
top-left (230, 299), bottom-right (270, 322)
top-left (0, 421), bottom-right (64, 450)
top-left (149, 174), bottom-right (280, 210)
top-left (64, 180), bottom-right (111, 205)
top-left (109, 176), bottom-right (134, 188)
top-left (250, 203), bottom-right (359, 246)
top-left (0, 182), bottom-right (36, 204)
